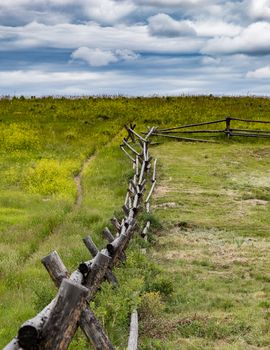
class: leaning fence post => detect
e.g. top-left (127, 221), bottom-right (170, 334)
top-left (40, 279), bottom-right (88, 350)
top-left (42, 251), bottom-right (115, 350)
top-left (84, 250), bottom-right (111, 299)
top-left (83, 236), bottom-right (118, 286)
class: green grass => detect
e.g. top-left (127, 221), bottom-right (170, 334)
top-left (142, 142), bottom-right (270, 349)
top-left (0, 96), bottom-right (270, 348)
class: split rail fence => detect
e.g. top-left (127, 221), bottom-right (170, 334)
top-left (149, 117), bottom-right (270, 143)
top-left (4, 116), bottom-right (270, 350)
top-left (4, 125), bottom-right (158, 350)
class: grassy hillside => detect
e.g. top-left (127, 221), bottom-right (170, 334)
top-left (143, 142), bottom-right (270, 349)
top-left (0, 96), bottom-right (269, 349)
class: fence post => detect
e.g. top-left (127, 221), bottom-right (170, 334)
top-left (42, 251), bottom-right (115, 350)
top-left (225, 117), bottom-right (231, 138)
top-left (40, 279), bottom-right (88, 350)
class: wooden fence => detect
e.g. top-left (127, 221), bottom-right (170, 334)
top-left (5, 116), bottom-right (267, 349)
top-left (4, 125), bottom-right (157, 350)
top-left (149, 117), bottom-right (270, 143)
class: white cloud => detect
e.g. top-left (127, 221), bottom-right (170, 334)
top-left (0, 0), bottom-right (135, 25)
top-left (136, 0), bottom-right (210, 7)
top-left (1, 0), bottom-right (270, 96)
top-left (84, 0), bottom-right (135, 24)
top-left (247, 0), bottom-right (270, 20)
top-left (189, 19), bottom-right (242, 37)
top-left (71, 48), bottom-right (118, 67)
top-left (203, 22), bottom-right (270, 55)
top-left (148, 13), bottom-right (196, 37)
top-left (115, 49), bottom-right (139, 61)
top-left (71, 47), bottom-right (139, 66)
top-left (247, 65), bottom-right (270, 79)
top-left (0, 21), bottom-right (203, 54)
top-left (201, 56), bottom-right (221, 65)
top-left (0, 67), bottom-right (235, 96)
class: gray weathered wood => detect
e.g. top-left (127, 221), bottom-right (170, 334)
top-left (225, 117), bottom-right (231, 138)
top-left (127, 127), bottom-right (148, 143)
top-left (135, 155), bottom-right (139, 177)
top-left (230, 132), bottom-right (270, 138)
top-left (152, 133), bottom-right (217, 143)
top-left (103, 227), bottom-right (114, 242)
top-left (127, 310), bottom-right (139, 350)
top-left (124, 124), bottom-right (135, 142)
top-left (123, 139), bottom-right (141, 157)
top-left (18, 299), bottom-right (56, 348)
top-left (41, 251), bottom-right (69, 291)
top-left (80, 308), bottom-right (115, 350)
top-left (138, 161), bottom-right (146, 185)
top-left (158, 129), bottom-right (225, 134)
top-left (42, 251), bottom-right (114, 350)
top-left (83, 236), bottom-right (118, 286)
top-left (152, 159), bottom-right (157, 182)
top-left (120, 145), bottom-right (135, 162)
top-left (107, 233), bottom-right (128, 257)
top-left (79, 259), bottom-right (93, 275)
top-left (231, 128), bottom-right (270, 133)
top-left (84, 250), bottom-right (111, 299)
top-left (157, 119), bottom-right (226, 132)
top-left (129, 179), bottom-right (137, 193)
top-left (133, 194), bottom-right (139, 209)
top-left (40, 279), bottom-right (88, 350)
top-left (145, 126), bottom-right (156, 140)
top-left (141, 221), bottom-right (151, 238)
top-left (3, 338), bottom-right (21, 350)
top-left (124, 191), bottom-right (130, 206)
top-left (111, 217), bottom-right (121, 231)
top-left (230, 117), bottom-right (270, 124)
top-left (143, 142), bottom-right (148, 161)
top-left (145, 181), bottom-right (156, 203)
top-left (83, 236), bottom-right (99, 257)
top-left (123, 204), bottom-right (129, 215)
top-left (139, 179), bottom-right (146, 192)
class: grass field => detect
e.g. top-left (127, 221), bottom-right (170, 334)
top-left (142, 142), bottom-right (270, 349)
top-left (0, 96), bottom-right (269, 349)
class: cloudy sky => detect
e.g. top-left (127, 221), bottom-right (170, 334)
top-left (1, 0), bottom-right (270, 96)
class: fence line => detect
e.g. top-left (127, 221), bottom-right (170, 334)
top-left (4, 124), bottom-right (157, 350)
top-left (150, 117), bottom-right (270, 141)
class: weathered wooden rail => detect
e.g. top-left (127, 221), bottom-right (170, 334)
top-left (148, 117), bottom-right (270, 142)
top-left (4, 125), bottom-right (157, 350)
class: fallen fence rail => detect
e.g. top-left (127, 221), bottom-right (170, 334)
top-left (127, 310), bottom-right (139, 350)
top-left (4, 124), bottom-right (157, 350)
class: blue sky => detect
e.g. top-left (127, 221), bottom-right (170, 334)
top-left (1, 0), bottom-right (270, 96)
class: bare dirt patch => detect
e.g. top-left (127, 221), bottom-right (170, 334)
top-left (153, 202), bottom-right (181, 208)
top-left (243, 199), bottom-right (268, 206)
top-left (154, 184), bottom-right (173, 196)
top-left (153, 228), bottom-right (270, 270)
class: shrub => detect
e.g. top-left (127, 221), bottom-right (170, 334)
top-left (145, 275), bottom-right (174, 298)
top-left (24, 159), bottom-right (77, 198)
top-left (0, 123), bottom-right (40, 151)
top-left (139, 291), bottom-right (164, 321)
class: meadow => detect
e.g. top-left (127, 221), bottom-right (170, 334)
top-left (0, 96), bottom-right (269, 349)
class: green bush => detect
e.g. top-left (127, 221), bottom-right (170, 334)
top-left (0, 123), bottom-right (40, 151)
top-left (145, 275), bottom-right (174, 298)
top-left (139, 291), bottom-right (164, 320)
top-left (24, 159), bottom-right (77, 198)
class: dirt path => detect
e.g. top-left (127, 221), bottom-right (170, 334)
top-left (24, 129), bottom-right (124, 264)
top-left (74, 155), bottom-right (96, 207)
